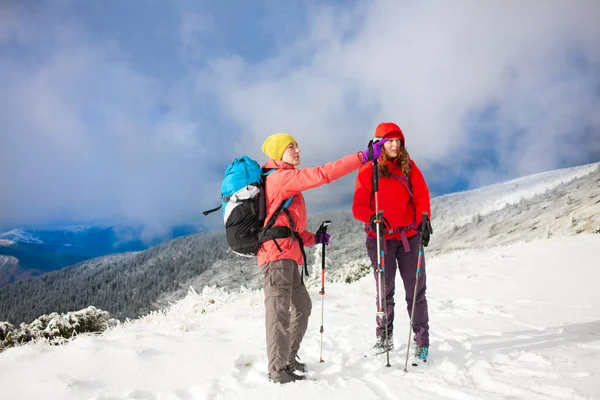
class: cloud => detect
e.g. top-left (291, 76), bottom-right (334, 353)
top-left (1, 0), bottom-right (599, 234)
top-left (179, 11), bottom-right (214, 66)
top-left (0, 2), bottom-right (220, 235)
top-left (200, 0), bottom-right (600, 203)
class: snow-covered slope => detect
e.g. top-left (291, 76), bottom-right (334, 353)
top-left (163, 162), bottom-right (600, 303)
top-left (432, 162), bottom-right (599, 229)
top-left (0, 234), bottom-right (598, 399)
top-left (430, 162), bottom-right (600, 255)
top-left (0, 255), bottom-right (18, 267)
top-left (0, 255), bottom-right (20, 286)
top-left (0, 229), bottom-right (44, 244)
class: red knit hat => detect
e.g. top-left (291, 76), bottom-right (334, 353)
top-left (375, 122), bottom-right (404, 141)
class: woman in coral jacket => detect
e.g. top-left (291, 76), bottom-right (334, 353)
top-left (352, 122), bottom-right (432, 362)
top-left (259, 132), bottom-right (386, 384)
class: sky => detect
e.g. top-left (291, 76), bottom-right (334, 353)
top-left (1, 0), bottom-right (599, 236)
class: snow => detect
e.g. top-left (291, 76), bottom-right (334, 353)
top-left (0, 229), bottom-right (44, 244)
top-left (0, 164), bottom-right (599, 399)
top-left (432, 162), bottom-right (599, 230)
top-left (0, 255), bottom-right (18, 266)
top-left (0, 235), bottom-right (598, 399)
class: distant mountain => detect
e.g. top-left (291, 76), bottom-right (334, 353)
top-left (0, 255), bottom-right (20, 286)
top-left (0, 163), bottom-right (598, 325)
top-left (0, 223), bottom-right (207, 287)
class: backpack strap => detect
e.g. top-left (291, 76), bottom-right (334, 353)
top-left (261, 169), bottom-right (308, 280)
top-left (365, 221), bottom-right (418, 252)
top-left (202, 205), bottom-right (221, 216)
top-left (369, 161), bottom-right (414, 207)
top-left (261, 169), bottom-right (295, 231)
top-left (260, 169), bottom-right (296, 238)
top-left (389, 173), bottom-right (413, 197)
top-left (262, 196), bottom-right (295, 232)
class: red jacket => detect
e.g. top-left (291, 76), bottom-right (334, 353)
top-left (352, 159), bottom-right (431, 240)
top-left (257, 153), bottom-right (363, 267)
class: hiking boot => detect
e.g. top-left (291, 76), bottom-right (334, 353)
top-left (288, 355), bottom-right (307, 373)
top-left (268, 369), bottom-right (305, 384)
top-left (372, 333), bottom-right (394, 353)
top-left (414, 345), bottom-right (429, 362)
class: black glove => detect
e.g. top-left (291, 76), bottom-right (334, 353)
top-left (418, 217), bottom-right (433, 247)
top-left (369, 214), bottom-right (390, 234)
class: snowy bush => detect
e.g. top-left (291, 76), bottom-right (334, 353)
top-left (343, 261), bottom-right (372, 283)
top-left (303, 246), bottom-right (372, 287)
top-left (0, 306), bottom-right (115, 351)
top-left (0, 321), bottom-right (13, 341)
top-left (0, 322), bottom-right (15, 349)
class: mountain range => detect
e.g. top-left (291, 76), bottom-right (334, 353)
top-left (0, 162), bottom-right (598, 325)
top-left (0, 223), bottom-right (206, 287)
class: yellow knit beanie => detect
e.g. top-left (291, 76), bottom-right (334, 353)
top-left (261, 133), bottom-right (297, 160)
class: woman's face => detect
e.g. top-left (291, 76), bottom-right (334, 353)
top-left (383, 137), bottom-right (403, 159)
top-left (281, 142), bottom-right (301, 166)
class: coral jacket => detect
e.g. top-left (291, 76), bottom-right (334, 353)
top-left (257, 153), bottom-right (363, 267)
top-left (352, 159), bottom-right (431, 240)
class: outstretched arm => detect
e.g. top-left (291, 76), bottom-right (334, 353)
top-left (275, 153), bottom-right (363, 199)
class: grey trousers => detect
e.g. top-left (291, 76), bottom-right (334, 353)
top-left (263, 259), bottom-right (312, 377)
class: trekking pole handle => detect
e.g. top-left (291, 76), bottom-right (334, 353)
top-left (419, 212), bottom-right (430, 241)
top-left (318, 220), bottom-right (331, 295)
top-left (372, 157), bottom-right (379, 192)
top-left (316, 220), bottom-right (331, 235)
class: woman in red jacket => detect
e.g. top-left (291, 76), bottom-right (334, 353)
top-left (352, 122), bottom-right (432, 362)
top-left (259, 132), bottom-right (386, 384)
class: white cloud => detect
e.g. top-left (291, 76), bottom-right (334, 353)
top-left (201, 0), bottom-right (600, 193)
top-left (0, 3), bottom-right (213, 232)
top-left (1, 0), bottom-right (599, 232)
top-left (179, 11), bottom-right (214, 66)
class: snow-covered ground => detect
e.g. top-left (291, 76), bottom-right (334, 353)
top-left (0, 235), bottom-right (598, 399)
top-left (1, 163), bottom-right (599, 399)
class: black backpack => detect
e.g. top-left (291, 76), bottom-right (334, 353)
top-left (203, 156), bottom-right (294, 257)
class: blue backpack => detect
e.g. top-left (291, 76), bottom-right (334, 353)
top-left (203, 156), bottom-right (294, 257)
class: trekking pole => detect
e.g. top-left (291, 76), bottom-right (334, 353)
top-left (317, 219), bottom-right (331, 363)
top-left (371, 143), bottom-right (391, 368)
top-left (403, 212), bottom-right (428, 372)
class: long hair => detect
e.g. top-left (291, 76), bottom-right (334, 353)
top-left (378, 145), bottom-right (411, 177)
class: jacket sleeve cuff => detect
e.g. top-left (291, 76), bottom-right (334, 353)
top-left (356, 152), bottom-right (364, 164)
top-left (300, 230), bottom-right (316, 247)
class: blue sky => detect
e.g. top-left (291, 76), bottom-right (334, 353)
top-left (1, 0), bottom-right (599, 236)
